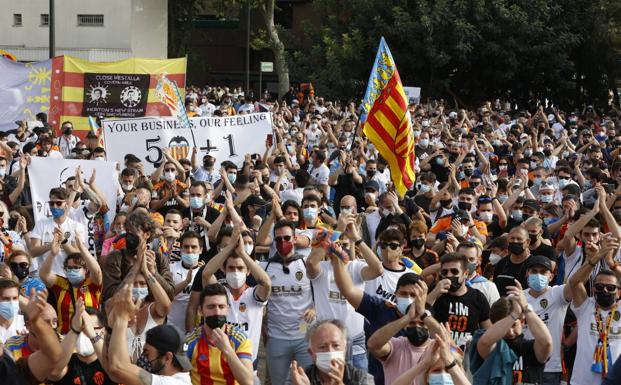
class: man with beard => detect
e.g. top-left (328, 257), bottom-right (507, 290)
top-left (568, 235), bottom-right (621, 385)
top-left (427, 252), bottom-right (491, 349)
top-left (472, 282), bottom-right (552, 385)
top-left (367, 277), bottom-right (444, 385)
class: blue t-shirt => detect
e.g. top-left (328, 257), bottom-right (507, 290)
top-left (356, 292), bottom-right (405, 385)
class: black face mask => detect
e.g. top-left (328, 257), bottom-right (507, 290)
top-left (522, 213), bottom-right (532, 221)
top-left (442, 276), bottom-right (462, 292)
top-left (595, 291), bottom-right (617, 308)
top-left (9, 264), bottom-right (29, 280)
top-left (204, 315), bottom-right (227, 329)
top-left (203, 160), bottom-right (214, 168)
top-left (262, 176), bottom-right (270, 185)
top-left (125, 233), bottom-right (140, 251)
top-left (508, 242), bottom-right (525, 255)
top-left (464, 169), bottom-right (473, 177)
top-left (405, 326), bottom-right (429, 346)
top-left (458, 201), bottom-right (472, 211)
top-left (528, 233), bottom-right (539, 243)
top-left (63, 128), bottom-right (73, 135)
top-left (440, 199), bottom-right (453, 208)
top-left (367, 170), bottom-right (376, 178)
top-left (410, 238), bottom-right (425, 249)
top-left (7, 217), bottom-right (17, 230)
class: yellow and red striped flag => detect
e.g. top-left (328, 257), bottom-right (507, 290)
top-left (362, 38), bottom-right (415, 196)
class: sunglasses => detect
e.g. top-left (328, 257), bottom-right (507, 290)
top-left (381, 242), bottom-right (401, 250)
top-left (441, 268), bottom-right (461, 276)
top-left (9, 262), bottom-right (28, 270)
top-left (594, 283), bottom-right (618, 293)
top-left (48, 201), bottom-right (64, 207)
top-left (275, 235), bottom-right (292, 242)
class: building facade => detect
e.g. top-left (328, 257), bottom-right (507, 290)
top-left (0, 0), bottom-right (167, 61)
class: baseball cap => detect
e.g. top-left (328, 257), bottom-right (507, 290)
top-left (364, 180), bottom-right (380, 192)
top-left (527, 255), bottom-right (553, 272)
top-left (522, 199), bottom-right (540, 211)
top-left (145, 325), bottom-right (193, 372)
top-left (245, 194), bottom-right (268, 207)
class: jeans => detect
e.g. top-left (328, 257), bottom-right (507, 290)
top-left (346, 332), bottom-right (368, 371)
top-left (542, 372), bottom-right (561, 385)
top-left (266, 337), bottom-right (312, 385)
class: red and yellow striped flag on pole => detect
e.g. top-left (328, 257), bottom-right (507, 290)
top-left (362, 38), bottom-right (415, 196)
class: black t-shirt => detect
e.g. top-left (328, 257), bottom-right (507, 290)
top-left (429, 162), bottom-right (449, 183)
top-left (531, 243), bottom-right (557, 262)
top-left (493, 256), bottom-right (531, 296)
top-left (50, 355), bottom-right (118, 385)
top-left (413, 194), bottom-right (432, 214)
top-left (485, 217), bottom-right (503, 239)
top-left (505, 334), bottom-right (544, 385)
top-left (432, 287), bottom-right (490, 349)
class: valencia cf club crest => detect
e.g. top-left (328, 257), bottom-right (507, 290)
top-left (239, 302), bottom-right (247, 313)
top-left (295, 271), bottom-right (304, 281)
top-left (539, 299), bottom-right (548, 309)
top-left (614, 311), bottom-right (621, 321)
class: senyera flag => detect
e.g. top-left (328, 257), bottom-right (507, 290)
top-left (48, 55), bottom-right (187, 137)
top-left (362, 37), bottom-right (416, 196)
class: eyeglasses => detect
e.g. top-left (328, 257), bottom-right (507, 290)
top-left (9, 262), bottom-right (28, 270)
top-left (594, 283), bottom-right (618, 292)
top-left (441, 268), bottom-right (461, 276)
top-left (48, 201), bottom-right (64, 207)
top-left (381, 242), bottom-right (401, 250)
top-left (275, 235), bottom-right (292, 242)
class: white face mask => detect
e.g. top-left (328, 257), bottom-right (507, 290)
top-left (122, 183), bottom-right (134, 191)
top-left (164, 172), bottom-right (176, 182)
top-left (381, 208), bottom-right (393, 217)
top-left (76, 332), bottom-right (95, 356)
top-left (315, 351), bottom-right (345, 373)
top-left (395, 296), bottom-right (413, 315)
top-left (418, 184), bottom-right (431, 193)
top-left (428, 372), bottom-right (454, 385)
top-left (226, 271), bottom-right (246, 289)
top-left (340, 207), bottom-right (353, 216)
top-left (244, 243), bottom-right (254, 255)
top-left (478, 212), bottom-right (493, 222)
top-left (489, 253), bottom-right (503, 265)
top-left (461, 224), bottom-right (469, 235)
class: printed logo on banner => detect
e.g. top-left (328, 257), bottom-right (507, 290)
top-left (82, 73), bottom-right (150, 118)
top-left (102, 113), bottom-right (273, 174)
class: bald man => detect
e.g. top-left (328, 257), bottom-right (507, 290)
top-left (291, 319), bottom-right (374, 385)
top-left (339, 195), bottom-right (372, 246)
top-left (5, 302), bottom-right (58, 360)
top-left (493, 226), bottom-right (533, 296)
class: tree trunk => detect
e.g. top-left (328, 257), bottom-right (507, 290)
top-left (261, 0), bottom-right (289, 99)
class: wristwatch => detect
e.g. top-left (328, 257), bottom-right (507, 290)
top-left (354, 238), bottom-right (364, 246)
top-left (419, 309), bottom-right (432, 322)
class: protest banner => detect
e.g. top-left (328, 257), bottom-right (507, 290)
top-left (82, 73), bottom-right (150, 118)
top-left (403, 86), bottom-right (421, 104)
top-left (102, 112), bottom-right (273, 173)
top-left (48, 55), bottom-right (187, 133)
top-left (28, 157), bottom-right (120, 256)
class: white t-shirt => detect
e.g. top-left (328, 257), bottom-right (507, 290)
top-left (29, 216), bottom-right (87, 276)
top-left (470, 279), bottom-right (500, 307)
top-left (571, 297), bottom-right (621, 385)
top-left (308, 163), bottom-right (330, 186)
top-left (151, 371), bottom-right (192, 385)
top-left (260, 257), bottom-right (313, 340)
top-left (524, 285), bottom-right (569, 373)
top-left (168, 261), bottom-right (201, 331)
top-left (0, 315), bottom-right (26, 343)
top-left (279, 187), bottom-right (304, 205)
top-left (56, 135), bottom-right (79, 158)
top-left (364, 266), bottom-right (410, 305)
top-left (305, 128), bottom-right (322, 148)
top-left (225, 286), bottom-right (267, 361)
top-left (311, 261), bottom-right (366, 353)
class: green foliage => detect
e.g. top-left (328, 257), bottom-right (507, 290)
top-left (290, 0), bottom-right (621, 108)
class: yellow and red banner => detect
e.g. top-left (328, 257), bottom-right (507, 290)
top-left (48, 55), bottom-right (186, 136)
top-left (362, 38), bottom-right (415, 196)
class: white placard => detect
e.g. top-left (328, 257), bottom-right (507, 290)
top-left (102, 113), bottom-right (273, 174)
top-left (403, 86), bottom-right (421, 104)
top-left (28, 157), bottom-right (120, 254)
top-left (260, 61), bottom-right (274, 72)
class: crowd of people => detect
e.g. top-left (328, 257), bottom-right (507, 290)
top-left (0, 83), bottom-right (619, 385)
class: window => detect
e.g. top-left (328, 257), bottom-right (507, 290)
top-left (77, 14), bottom-right (104, 27)
top-left (13, 14), bottom-right (22, 26)
top-left (40, 14), bottom-right (49, 26)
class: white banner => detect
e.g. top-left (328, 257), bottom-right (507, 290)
top-left (102, 113), bottom-right (273, 173)
top-left (28, 157), bottom-right (120, 255)
top-left (403, 86), bottom-right (421, 105)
